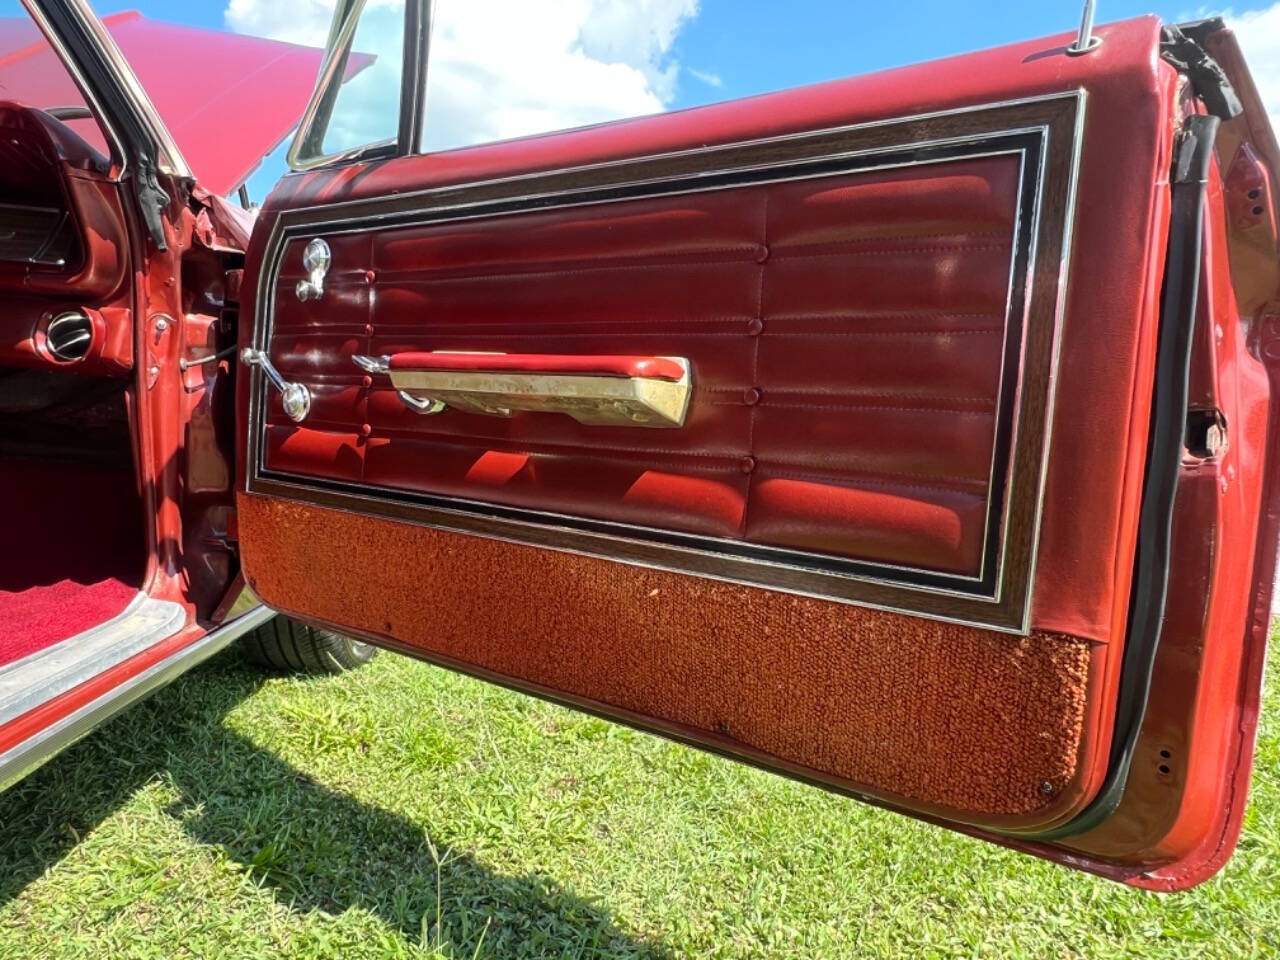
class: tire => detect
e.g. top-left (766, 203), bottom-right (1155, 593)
top-left (243, 616), bottom-right (377, 675)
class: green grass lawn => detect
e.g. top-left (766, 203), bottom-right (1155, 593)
top-left (0, 632), bottom-right (1275, 959)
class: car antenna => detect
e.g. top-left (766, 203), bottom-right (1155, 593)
top-left (1066, 0), bottom-right (1102, 55)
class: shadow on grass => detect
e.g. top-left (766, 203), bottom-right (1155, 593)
top-left (0, 650), bottom-right (670, 959)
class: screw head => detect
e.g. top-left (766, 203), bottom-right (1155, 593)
top-left (1040, 780), bottom-right (1055, 796)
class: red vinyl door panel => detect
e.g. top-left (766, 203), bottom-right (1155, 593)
top-left (237, 16), bottom-right (1280, 889)
top-left (268, 152), bottom-right (1020, 580)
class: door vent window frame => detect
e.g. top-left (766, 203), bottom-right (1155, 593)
top-left (287, 0), bottom-right (430, 172)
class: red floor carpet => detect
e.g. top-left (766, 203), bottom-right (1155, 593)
top-left (0, 459), bottom-right (143, 667)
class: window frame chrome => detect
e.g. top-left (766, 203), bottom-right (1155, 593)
top-left (286, 0), bottom-right (431, 172)
top-left (21, 0), bottom-right (192, 182)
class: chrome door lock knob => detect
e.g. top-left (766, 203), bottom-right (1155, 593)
top-left (241, 347), bottom-right (312, 423)
top-left (295, 237), bottom-right (331, 301)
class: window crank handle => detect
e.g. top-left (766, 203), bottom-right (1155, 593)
top-left (241, 348), bottom-right (311, 423)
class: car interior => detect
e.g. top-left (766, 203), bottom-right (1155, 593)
top-left (0, 3), bottom-right (293, 770)
top-left (0, 97), bottom-right (173, 719)
top-left (0, 369), bottom-right (142, 663)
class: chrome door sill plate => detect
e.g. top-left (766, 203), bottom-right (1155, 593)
top-left (0, 593), bottom-right (186, 729)
top-left (0, 603), bottom-right (274, 792)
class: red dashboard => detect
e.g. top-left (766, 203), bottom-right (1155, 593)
top-left (0, 102), bottom-right (133, 375)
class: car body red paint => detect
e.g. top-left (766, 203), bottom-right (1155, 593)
top-left (0, 1), bottom-right (1275, 892)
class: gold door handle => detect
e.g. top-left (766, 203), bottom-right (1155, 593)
top-left (352, 352), bottom-right (692, 427)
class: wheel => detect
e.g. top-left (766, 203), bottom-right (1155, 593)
top-left (243, 616), bottom-right (377, 675)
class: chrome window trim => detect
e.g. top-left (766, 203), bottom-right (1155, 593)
top-left (61, 0), bottom-right (191, 179)
top-left (279, 89), bottom-right (1081, 203)
top-left (19, 0), bottom-right (127, 177)
top-left (287, 0), bottom-right (431, 172)
top-left (287, 0), bottom-right (374, 171)
top-left (398, 0), bottom-right (430, 155)
top-left (248, 91), bottom-right (1086, 634)
top-left (22, 0), bottom-right (194, 182)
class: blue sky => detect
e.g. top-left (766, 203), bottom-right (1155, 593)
top-left (89, 1), bottom-right (1280, 201)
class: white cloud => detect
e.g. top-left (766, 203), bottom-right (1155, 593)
top-left (575, 0), bottom-right (698, 102)
top-left (224, 0), bottom-right (700, 153)
top-left (688, 67), bottom-right (722, 88)
top-left (1223, 3), bottom-right (1280, 134)
top-left (226, 0), bottom-right (371, 47)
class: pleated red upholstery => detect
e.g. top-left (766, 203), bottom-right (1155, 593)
top-left (264, 154), bottom-right (1021, 577)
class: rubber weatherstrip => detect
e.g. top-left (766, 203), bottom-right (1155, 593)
top-left (1024, 112), bottom-right (1220, 841)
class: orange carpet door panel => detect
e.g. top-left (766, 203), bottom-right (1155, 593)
top-left (237, 15), bottom-right (1280, 890)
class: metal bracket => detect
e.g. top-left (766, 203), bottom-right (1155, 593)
top-left (353, 354), bottom-right (447, 414)
top-left (352, 354), bottom-right (391, 374)
top-left (396, 390), bottom-right (448, 415)
top-left (133, 150), bottom-right (171, 251)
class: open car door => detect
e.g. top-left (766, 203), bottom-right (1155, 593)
top-left (235, 10), bottom-right (1280, 890)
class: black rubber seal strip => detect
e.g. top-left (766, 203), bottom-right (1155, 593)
top-left (1162, 24), bottom-right (1243, 121)
top-left (1025, 113), bottom-right (1220, 841)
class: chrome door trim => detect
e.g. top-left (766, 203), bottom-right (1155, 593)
top-left (1019, 90), bottom-right (1089, 626)
top-left (26, 0), bottom-right (192, 180)
top-left (0, 605), bottom-right (275, 793)
top-left (0, 593), bottom-right (185, 729)
top-left (273, 89), bottom-right (1084, 208)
